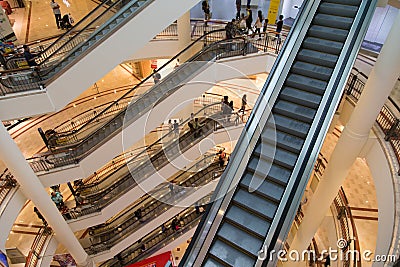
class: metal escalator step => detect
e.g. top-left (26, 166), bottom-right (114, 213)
top-left (217, 221), bottom-right (263, 256)
top-left (225, 204), bottom-right (270, 237)
top-left (314, 13), bottom-right (354, 30)
top-left (298, 49), bottom-right (338, 68)
top-left (233, 188), bottom-right (278, 219)
top-left (203, 256), bottom-right (230, 267)
top-left (273, 114), bottom-right (310, 138)
top-left (248, 157), bottom-right (290, 185)
top-left (254, 142), bottom-right (297, 169)
top-left (274, 100), bottom-right (317, 123)
top-left (319, 2), bottom-right (359, 18)
top-left (286, 74), bottom-right (327, 95)
top-left (292, 61), bottom-right (333, 81)
top-left (308, 25), bottom-right (349, 42)
top-left (262, 128), bottom-right (304, 154)
top-left (280, 87), bottom-right (322, 109)
top-left (240, 173), bottom-right (284, 202)
top-left (303, 37), bottom-right (343, 55)
top-left (324, 0), bottom-right (361, 5)
top-left (208, 239), bottom-right (256, 267)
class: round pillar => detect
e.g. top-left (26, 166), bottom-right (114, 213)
top-left (0, 124), bottom-right (92, 266)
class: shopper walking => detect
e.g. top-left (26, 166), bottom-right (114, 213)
top-left (202, 0), bottom-right (211, 25)
top-left (50, 0), bottom-right (62, 29)
top-left (245, 8), bottom-right (253, 34)
top-left (253, 10), bottom-right (263, 39)
top-left (235, 0), bottom-right (241, 19)
top-left (276, 15), bottom-right (284, 39)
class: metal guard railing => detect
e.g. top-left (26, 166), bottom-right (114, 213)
top-left (85, 156), bottom-right (223, 254)
top-left (25, 31), bottom-right (281, 174)
top-left (69, 102), bottom-right (247, 218)
top-left (99, 194), bottom-right (212, 267)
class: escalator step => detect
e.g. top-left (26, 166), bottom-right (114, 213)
top-left (241, 173), bottom-right (284, 202)
top-left (280, 87), bottom-right (322, 109)
top-left (274, 100), bottom-right (317, 123)
top-left (217, 221), bottom-right (263, 256)
top-left (273, 114), bottom-right (310, 138)
top-left (262, 128), bottom-right (304, 154)
top-left (286, 74), bottom-right (327, 95)
top-left (308, 25), bottom-right (349, 42)
top-left (292, 61), bottom-right (333, 81)
top-left (254, 142), bottom-right (297, 169)
top-left (203, 256), bottom-right (229, 267)
top-left (208, 239), bottom-right (256, 267)
top-left (248, 157), bottom-right (290, 185)
top-left (324, 0), bottom-right (361, 5)
top-left (233, 188), bottom-right (277, 219)
top-left (225, 204), bottom-right (270, 237)
top-left (313, 13), bottom-right (354, 30)
top-left (313, 14), bottom-right (353, 30)
top-left (319, 2), bottom-right (359, 18)
top-left (303, 37), bottom-right (343, 55)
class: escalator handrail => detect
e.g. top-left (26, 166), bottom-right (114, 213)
top-left (88, 153), bottom-right (218, 235)
top-left (37, 0), bottom-right (119, 58)
top-left (42, 29), bottom-right (225, 142)
top-left (77, 101), bottom-right (224, 195)
top-left (178, 0), bottom-right (320, 265)
top-left (77, 93), bottom-right (225, 190)
top-left (264, 0), bottom-right (378, 264)
top-left (25, 30), bottom-right (225, 164)
top-left (88, 160), bottom-right (221, 249)
top-left (40, 0), bottom-right (153, 76)
top-left (37, 0), bottom-right (132, 67)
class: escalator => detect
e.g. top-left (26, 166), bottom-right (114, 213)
top-left (0, 0), bottom-right (202, 119)
top-left (66, 103), bottom-right (244, 229)
top-left (180, 0), bottom-right (376, 266)
top-left (99, 197), bottom-right (211, 267)
top-left (84, 154), bottom-right (223, 257)
top-left (26, 31), bottom-right (275, 182)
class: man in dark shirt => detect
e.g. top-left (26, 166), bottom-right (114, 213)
top-left (23, 45), bottom-right (38, 67)
top-left (276, 15), bottom-right (284, 39)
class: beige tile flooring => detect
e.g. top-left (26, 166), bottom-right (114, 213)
top-left (2, 1), bottom-right (383, 265)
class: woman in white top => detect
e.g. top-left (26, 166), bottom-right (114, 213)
top-left (253, 10), bottom-right (263, 39)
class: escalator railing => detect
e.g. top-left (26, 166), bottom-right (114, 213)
top-left (75, 93), bottom-right (224, 191)
top-left (68, 102), bottom-right (245, 219)
top-left (99, 195), bottom-right (212, 267)
top-left (0, 0), bottom-right (152, 93)
top-left (26, 30), bottom-right (276, 174)
top-left (0, 169), bottom-right (18, 208)
top-left (85, 153), bottom-right (223, 254)
top-left (180, 0), bottom-right (376, 266)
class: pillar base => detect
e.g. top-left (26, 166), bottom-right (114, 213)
top-left (76, 256), bottom-right (95, 267)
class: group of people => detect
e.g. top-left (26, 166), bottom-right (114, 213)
top-left (50, 0), bottom-right (73, 30)
top-left (188, 113), bottom-right (204, 138)
top-left (171, 216), bottom-right (183, 231)
top-left (216, 148), bottom-right (227, 167)
top-left (168, 119), bottom-right (180, 137)
top-left (225, 9), bottom-right (284, 41)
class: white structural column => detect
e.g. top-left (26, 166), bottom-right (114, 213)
top-left (0, 124), bottom-right (93, 267)
top-left (285, 11), bottom-right (400, 267)
top-left (177, 11), bottom-right (192, 61)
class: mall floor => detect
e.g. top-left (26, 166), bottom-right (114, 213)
top-left (2, 0), bottom-right (380, 266)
